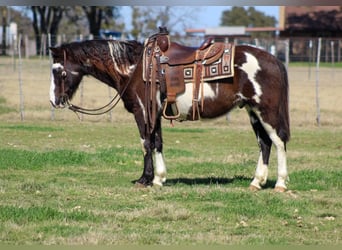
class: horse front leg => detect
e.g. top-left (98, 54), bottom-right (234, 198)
top-left (153, 116), bottom-right (167, 186)
top-left (136, 136), bottom-right (154, 187)
top-left (133, 104), bottom-right (155, 187)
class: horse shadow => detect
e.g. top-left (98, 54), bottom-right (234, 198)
top-left (161, 176), bottom-right (276, 189)
top-left (132, 176), bottom-right (276, 189)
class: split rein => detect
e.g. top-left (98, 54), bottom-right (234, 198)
top-left (59, 50), bottom-right (134, 118)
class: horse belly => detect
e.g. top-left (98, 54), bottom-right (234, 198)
top-left (175, 82), bottom-right (230, 120)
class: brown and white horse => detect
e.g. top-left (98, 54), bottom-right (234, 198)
top-left (49, 38), bottom-right (290, 192)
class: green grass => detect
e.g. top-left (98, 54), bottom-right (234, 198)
top-left (0, 97), bottom-right (15, 115)
top-left (0, 121), bottom-right (341, 245)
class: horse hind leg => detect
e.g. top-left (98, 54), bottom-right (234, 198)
top-left (248, 108), bottom-right (288, 192)
top-left (248, 110), bottom-right (272, 191)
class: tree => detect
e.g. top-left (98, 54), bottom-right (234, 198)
top-left (82, 6), bottom-right (121, 38)
top-left (31, 6), bottom-right (64, 54)
top-left (1, 7), bottom-right (7, 55)
top-left (130, 6), bottom-right (199, 40)
top-left (30, 6), bottom-right (122, 54)
top-left (220, 7), bottom-right (277, 37)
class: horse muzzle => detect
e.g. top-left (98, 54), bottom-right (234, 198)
top-left (50, 95), bottom-right (68, 109)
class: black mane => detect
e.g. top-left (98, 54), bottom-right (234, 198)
top-left (59, 39), bottom-right (144, 67)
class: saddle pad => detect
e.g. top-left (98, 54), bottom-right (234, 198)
top-left (184, 43), bottom-right (235, 83)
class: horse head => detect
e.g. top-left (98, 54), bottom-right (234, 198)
top-left (49, 46), bottom-right (84, 108)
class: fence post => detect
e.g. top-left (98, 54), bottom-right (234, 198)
top-left (79, 81), bottom-right (84, 121)
top-left (285, 39), bottom-right (290, 70)
top-left (331, 40), bottom-right (335, 78)
top-left (48, 33), bottom-right (55, 120)
top-left (17, 33), bottom-right (24, 121)
top-left (108, 87), bottom-right (113, 122)
top-left (12, 33), bottom-right (17, 71)
top-left (315, 38), bottom-right (322, 127)
top-left (308, 40), bottom-right (313, 80)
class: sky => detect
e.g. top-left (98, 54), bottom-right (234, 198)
top-left (120, 6), bottom-right (280, 32)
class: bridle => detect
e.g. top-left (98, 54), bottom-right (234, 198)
top-left (58, 49), bottom-right (137, 116)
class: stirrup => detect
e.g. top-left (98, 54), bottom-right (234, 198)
top-left (162, 100), bottom-right (180, 120)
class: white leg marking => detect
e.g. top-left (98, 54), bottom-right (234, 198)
top-left (140, 138), bottom-right (167, 186)
top-left (239, 52), bottom-right (262, 103)
top-left (250, 152), bottom-right (269, 189)
top-left (153, 151), bottom-right (167, 186)
top-left (270, 132), bottom-right (288, 190)
top-left (252, 109), bottom-right (288, 190)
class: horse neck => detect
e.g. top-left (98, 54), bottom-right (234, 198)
top-left (83, 41), bottom-right (142, 93)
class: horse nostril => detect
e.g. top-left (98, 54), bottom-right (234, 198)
top-left (60, 95), bottom-right (68, 105)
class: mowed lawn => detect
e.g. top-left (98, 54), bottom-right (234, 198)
top-left (0, 57), bottom-right (341, 245)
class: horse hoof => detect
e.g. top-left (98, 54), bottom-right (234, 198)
top-left (152, 184), bottom-right (162, 191)
top-left (249, 185), bottom-right (261, 192)
top-left (134, 182), bottom-right (147, 189)
top-left (274, 186), bottom-right (287, 192)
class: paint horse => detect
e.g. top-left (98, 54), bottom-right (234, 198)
top-left (49, 32), bottom-right (290, 192)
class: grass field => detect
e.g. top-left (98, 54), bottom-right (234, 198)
top-left (0, 58), bottom-right (342, 245)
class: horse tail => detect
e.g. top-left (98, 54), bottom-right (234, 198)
top-left (277, 60), bottom-right (290, 143)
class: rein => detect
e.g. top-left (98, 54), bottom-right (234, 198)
top-left (60, 49), bottom-right (137, 117)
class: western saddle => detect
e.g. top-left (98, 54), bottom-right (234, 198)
top-left (143, 27), bottom-right (235, 124)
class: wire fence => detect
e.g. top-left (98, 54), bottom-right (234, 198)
top-left (3, 33), bottom-right (342, 63)
top-left (1, 34), bottom-right (342, 126)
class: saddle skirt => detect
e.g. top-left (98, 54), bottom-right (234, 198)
top-left (143, 30), bottom-right (235, 120)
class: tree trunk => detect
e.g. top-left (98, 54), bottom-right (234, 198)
top-left (1, 7), bottom-right (7, 56)
top-left (31, 6), bottom-right (64, 55)
top-left (83, 6), bottom-right (102, 38)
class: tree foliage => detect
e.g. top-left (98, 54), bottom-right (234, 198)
top-left (130, 6), bottom-right (199, 40)
top-left (221, 7), bottom-right (276, 27)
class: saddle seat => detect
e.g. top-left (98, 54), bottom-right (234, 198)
top-left (164, 38), bottom-right (225, 66)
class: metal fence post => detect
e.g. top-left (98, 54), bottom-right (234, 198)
top-left (48, 33), bottom-right (55, 120)
top-left (315, 38), bottom-right (322, 127)
top-left (285, 39), bottom-right (290, 70)
top-left (17, 33), bottom-right (24, 121)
